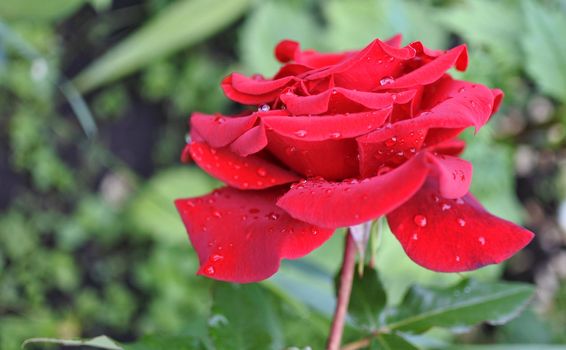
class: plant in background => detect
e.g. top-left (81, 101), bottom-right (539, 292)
top-left (175, 35), bottom-right (535, 348)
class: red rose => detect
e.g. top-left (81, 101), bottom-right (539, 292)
top-left (175, 35), bottom-right (534, 283)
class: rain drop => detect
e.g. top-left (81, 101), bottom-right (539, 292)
top-left (214, 115), bottom-right (225, 124)
top-left (458, 87), bottom-right (466, 93)
top-left (457, 218), bottom-right (466, 227)
top-left (205, 266), bottom-right (215, 275)
top-left (380, 76), bottom-right (395, 86)
top-left (258, 104), bottom-right (270, 112)
top-left (384, 137), bottom-right (397, 147)
top-left (211, 254), bottom-right (224, 262)
top-left (456, 198), bottom-right (465, 205)
top-left (257, 167), bottom-right (267, 177)
top-left (294, 130), bottom-right (307, 137)
top-left (266, 212), bottom-right (280, 220)
top-left (212, 210), bottom-right (222, 218)
top-left (413, 214), bottom-right (427, 227)
top-left (478, 236), bottom-right (486, 245)
top-left (455, 256), bottom-right (461, 262)
top-left (311, 227), bottom-right (319, 236)
top-left (442, 204), bottom-right (452, 211)
top-left (412, 233), bottom-right (419, 240)
top-left (329, 132), bottom-right (341, 139)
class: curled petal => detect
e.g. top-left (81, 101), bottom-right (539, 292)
top-left (175, 187), bottom-right (335, 282)
top-left (427, 154), bottom-right (472, 199)
top-left (189, 142), bottom-right (299, 190)
top-left (386, 180), bottom-right (534, 272)
top-left (379, 45), bottom-right (468, 90)
top-left (191, 113), bottom-right (257, 148)
top-left (221, 74), bottom-right (293, 104)
top-left (229, 125), bottom-right (268, 157)
top-left (277, 153), bottom-right (430, 228)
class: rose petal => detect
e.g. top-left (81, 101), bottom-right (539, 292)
top-left (427, 154), bottom-right (472, 199)
top-left (229, 125), bottom-right (268, 157)
top-left (231, 72), bottom-right (295, 94)
top-left (175, 187), bottom-right (335, 282)
top-left (277, 153), bottom-right (430, 228)
top-left (191, 113), bottom-right (257, 148)
top-left (221, 74), bottom-right (292, 105)
top-left (275, 40), bottom-right (300, 63)
top-left (262, 109), bottom-right (391, 141)
top-left (190, 142), bottom-right (299, 189)
top-left (378, 45), bottom-right (468, 90)
top-left (386, 180), bottom-right (534, 272)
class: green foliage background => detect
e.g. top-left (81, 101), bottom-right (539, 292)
top-left (1, 0), bottom-right (566, 349)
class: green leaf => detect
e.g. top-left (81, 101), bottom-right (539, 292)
top-left (0, 0), bottom-right (84, 21)
top-left (123, 335), bottom-right (210, 350)
top-left (22, 335), bottom-right (122, 349)
top-left (346, 265), bottom-right (387, 330)
top-left (125, 166), bottom-right (221, 244)
top-left (74, 0), bottom-right (251, 92)
top-left (522, 0), bottom-right (566, 102)
top-left (383, 279), bottom-right (534, 334)
top-left (238, 1), bottom-right (322, 75)
top-left (370, 333), bottom-right (419, 350)
top-left (210, 283), bottom-right (284, 350)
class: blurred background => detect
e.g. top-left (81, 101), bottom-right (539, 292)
top-left (1, 0), bottom-right (566, 348)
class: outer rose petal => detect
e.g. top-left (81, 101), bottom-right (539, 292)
top-left (386, 180), bottom-right (534, 272)
top-left (427, 154), bottom-right (472, 199)
top-left (175, 187), bottom-right (335, 282)
top-left (189, 142), bottom-right (299, 189)
top-left (277, 153), bottom-right (430, 228)
top-left (262, 109), bottom-right (391, 141)
top-left (191, 113), bottom-right (257, 148)
top-left (379, 45), bottom-right (468, 90)
top-left (221, 74), bottom-right (293, 104)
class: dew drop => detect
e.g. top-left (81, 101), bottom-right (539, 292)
top-left (186, 200), bottom-right (196, 207)
top-left (242, 182), bottom-right (249, 188)
top-left (266, 212), bottom-right (280, 220)
top-left (211, 254), bottom-right (224, 262)
top-left (441, 204), bottom-right (452, 211)
top-left (214, 115), bottom-right (225, 124)
top-left (458, 87), bottom-right (466, 93)
top-left (458, 218), bottom-right (466, 227)
top-left (409, 147), bottom-right (416, 153)
top-left (285, 146), bottom-right (297, 156)
top-left (380, 76), bottom-right (395, 86)
top-left (212, 210), bottom-right (222, 218)
top-left (311, 227), bottom-right (319, 236)
top-left (332, 89), bottom-right (337, 95)
top-left (456, 198), bottom-right (465, 205)
top-left (185, 133), bottom-right (192, 144)
top-left (256, 167), bottom-right (267, 177)
top-left (478, 236), bottom-right (486, 245)
top-left (329, 132), bottom-right (341, 139)
top-left (384, 137), bottom-right (397, 147)
top-left (455, 256), bottom-right (461, 262)
top-left (413, 214), bottom-right (427, 227)
top-left (412, 233), bottom-right (419, 240)
top-left (205, 266), bottom-right (215, 275)
top-left (258, 104), bottom-right (270, 112)
top-left (294, 130), bottom-right (307, 137)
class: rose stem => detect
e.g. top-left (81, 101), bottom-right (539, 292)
top-left (326, 230), bottom-right (357, 350)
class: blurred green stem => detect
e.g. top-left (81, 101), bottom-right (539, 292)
top-left (327, 230), bottom-right (357, 350)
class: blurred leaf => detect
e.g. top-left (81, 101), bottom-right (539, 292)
top-left (239, 1), bottom-right (322, 75)
top-left (370, 333), bottom-right (418, 350)
top-left (346, 265), bottom-right (387, 330)
top-left (125, 166), bottom-right (220, 244)
top-left (22, 335), bottom-right (122, 349)
top-left (0, 0), bottom-right (84, 21)
top-left (324, 0), bottom-right (447, 51)
top-left (74, 0), bottom-right (251, 92)
top-left (437, 0), bottom-right (522, 68)
top-left (123, 335), bottom-right (210, 350)
top-left (522, 0), bottom-right (566, 102)
top-left (384, 279), bottom-right (534, 334)
top-left (210, 283), bottom-right (284, 350)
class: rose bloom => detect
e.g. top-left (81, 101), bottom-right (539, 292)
top-left (176, 35), bottom-right (534, 283)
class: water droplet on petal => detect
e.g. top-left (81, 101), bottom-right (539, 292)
top-left (212, 210), bottom-right (222, 218)
top-left (266, 212), bottom-right (280, 220)
top-left (185, 134), bottom-right (192, 144)
top-left (258, 104), bottom-right (270, 112)
top-left (456, 198), bottom-right (465, 205)
top-left (412, 233), bottom-right (419, 240)
top-left (384, 137), bottom-right (397, 147)
top-left (455, 256), bottom-right (461, 262)
top-left (329, 132), bottom-right (341, 139)
top-left (478, 236), bottom-right (486, 245)
top-left (257, 167), bottom-right (267, 177)
top-left (458, 218), bottom-right (466, 227)
top-left (413, 214), bottom-right (427, 227)
top-left (311, 227), bottom-right (319, 235)
top-left (458, 87), bottom-right (466, 93)
top-left (211, 254), bottom-right (224, 262)
top-left (205, 266), bottom-right (215, 275)
top-left (294, 130), bottom-right (307, 137)
top-left (442, 204), bottom-right (452, 211)
top-left (332, 89), bottom-right (337, 95)
top-left (214, 116), bottom-right (225, 124)
top-left (380, 76), bottom-right (395, 86)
